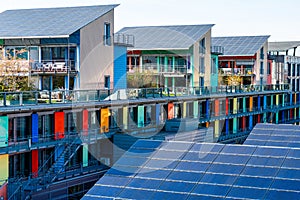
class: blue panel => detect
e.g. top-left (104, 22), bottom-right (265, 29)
top-left (206, 99), bottom-right (209, 118)
top-left (192, 184), bottom-right (231, 196)
top-left (264, 95), bottom-right (267, 109)
top-left (242, 166), bottom-right (279, 177)
top-left (282, 158), bottom-right (300, 169)
top-left (221, 145), bottom-right (256, 155)
top-left (183, 152), bottom-right (218, 162)
top-left (214, 154), bottom-right (250, 164)
top-left (127, 178), bottom-right (162, 189)
top-left (257, 96), bottom-right (261, 108)
top-left (106, 166), bottom-right (139, 176)
top-left (271, 179), bottom-right (300, 191)
top-left (115, 156), bottom-right (148, 167)
top-left (277, 168), bottom-right (300, 180)
top-left (282, 110), bottom-right (285, 122)
top-left (151, 191), bottom-right (188, 200)
top-left (247, 156), bottom-right (284, 167)
top-left (87, 185), bottom-right (122, 196)
top-left (187, 195), bottom-right (223, 200)
top-left (189, 143), bottom-right (224, 153)
top-left (227, 187), bottom-right (266, 199)
top-left (175, 161), bottom-right (210, 172)
top-left (287, 149), bottom-right (300, 158)
top-left (290, 93), bottom-right (293, 105)
top-left (144, 159), bottom-right (178, 169)
top-left (234, 176), bottom-right (273, 188)
top-left (265, 190), bottom-right (300, 200)
top-left (158, 181), bottom-right (195, 193)
top-left (136, 168), bottom-right (171, 179)
top-left (249, 115), bottom-right (253, 129)
top-left (167, 171), bottom-right (203, 182)
top-left (152, 150), bottom-right (185, 160)
top-left (118, 188), bottom-right (155, 199)
top-left (225, 119), bottom-right (229, 135)
top-left (31, 114), bottom-right (39, 143)
top-left (200, 173), bottom-right (237, 185)
top-left (114, 45), bottom-right (127, 89)
top-left (131, 139), bottom-right (162, 149)
top-left (207, 163), bottom-right (244, 175)
top-left (253, 147), bottom-right (289, 157)
top-left (96, 176), bottom-right (132, 186)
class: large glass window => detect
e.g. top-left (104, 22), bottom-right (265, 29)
top-left (104, 23), bottom-right (111, 46)
top-left (199, 38), bottom-right (206, 54)
top-left (199, 57), bottom-right (205, 74)
top-left (211, 57), bottom-right (217, 74)
top-left (260, 62), bottom-right (264, 75)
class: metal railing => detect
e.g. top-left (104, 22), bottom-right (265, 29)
top-left (0, 84), bottom-right (290, 107)
top-left (114, 33), bottom-right (134, 47)
top-left (219, 68), bottom-right (254, 76)
top-left (211, 46), bottom-right (224, 55)
top-left (128, 64), bottom-right (190, 74)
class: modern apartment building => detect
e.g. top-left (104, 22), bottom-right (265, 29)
top-left (212, 36), bottom-right (270, 86)
top-left (0, 5), bottom-right (118, 90)
top-left (117, 24), bottom-right (215, 90)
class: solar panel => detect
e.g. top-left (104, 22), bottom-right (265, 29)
top-left (118, 25), bottom-right (214, 50)
top-left (84, 138), bottom-right (300, 199)
top-left (212, 36), bottom-right (270, 56)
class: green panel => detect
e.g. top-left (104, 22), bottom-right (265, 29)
top-left (0, 116), bottom-right (8, 148)
top-left (282, 94), bottom-right (285, 106)
top-left (0, 39), bottom-right (3, 45)
top-left (243, 97), bottom-right (246, 112)
top-left (263, 113), bottom-right (267, 123)
top-left (157, 57), bottom-right (160, 72)
top-left (276, 113), bottom-right (279, 124)
top-left (141, 50), bottom-right (189, 55)
top-left (193, 101), bottom-right (199, 118)
top-left (233, 118), bottom-right (237, 134)
top-left (83, 144), bottom-right (88, 167)
top-left (276, 95), bottom-right (279, 105)
top-left (270, 95), bottom-right (273, 107)
top-left (0, 155), bottom-right (8, 185)
top-left (123, 107), bottom-right (128, 130)
top-left (138, 106), bottom-right (145, 128)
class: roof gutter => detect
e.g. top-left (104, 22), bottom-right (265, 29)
top-left (0, 35), bottom-right (70, 39)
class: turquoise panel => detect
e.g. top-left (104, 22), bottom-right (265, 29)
top-left (0, 116), bottom-right (8, 148)
top-left (138, 106), bottom-right (145, 128)
top-left (83, 144), bottom-right (88, 167)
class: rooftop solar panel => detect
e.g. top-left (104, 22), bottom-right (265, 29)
top-left (212, 35), bottom-right (270, 56)
top-left (0, 5), bottom-right (117, 38)
top-left (84, 137), bottom-right (300, 200)
top-left (117, 24), bottom-right (214, 50)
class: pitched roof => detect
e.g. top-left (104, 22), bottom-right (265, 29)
top-left (83, 124), bottom-right (300, 199)
top-left (269, 41), bottom-right (300, 52)
top-left (117, 24), bottom-right (214, 50)
top-left (212, 35), bottom-right (270, 56)
top-left (0, 5), bottom-right (118, 39)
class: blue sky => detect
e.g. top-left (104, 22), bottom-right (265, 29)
top-left (0, 0), bottom-right (299, 42)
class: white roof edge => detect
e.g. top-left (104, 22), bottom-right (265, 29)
top-left (219, 54), bottom-right (255, 57)
top-left (0, 35), bottom-right (70, 39)
top-left (128, 48), bottom-right (190, 51)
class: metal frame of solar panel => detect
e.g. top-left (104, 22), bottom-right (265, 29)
top-left (83, 137), bottom-right (300, 199)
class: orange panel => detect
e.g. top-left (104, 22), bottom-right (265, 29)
top-left (0, 182), bottom-right (7, 200)
top-left (54, 112), bottom-right (65, 140)
top-left (249, 97), bottom-right (253, 112)
top-left (82, 110), bottom-right (89, 136)
top-left (214, 99), bottom-right (219, 116)
top-left (32, 150), bottom-right (38, 178)
top-left (101, 108), bottom-right (109, 133)
top-left (168, 103), bottom-right (174, 120)
top-left (225, 98), bottom-right (229, 115)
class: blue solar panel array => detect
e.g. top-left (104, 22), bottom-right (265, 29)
top-left (0, 5), bottom-right (117, 38)
top-left (117, 24), bottom-right (214, 50)
top-left (83, 138), bottom-right (300, 199)
top-left (244, 123), bottom-right (300, 147)
top-left (212, 35), bottom-right (270, 56)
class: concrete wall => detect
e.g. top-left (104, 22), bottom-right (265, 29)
top-left (192, 29), bottom-right (212, 87)
top-left (80, 10), bottom-right (114, 89)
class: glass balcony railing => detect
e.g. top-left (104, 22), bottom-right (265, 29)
top-left (128, 64), bottom-right (190, 74)
top-left (219, 68), bottom-right (254, 76)
top-left (30, 60), bottom-right (77, 72)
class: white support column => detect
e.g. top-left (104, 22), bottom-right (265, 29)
top-left (38, 46), bottom-right (42, 63)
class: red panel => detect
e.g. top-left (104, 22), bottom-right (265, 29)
top-left (290, 109), bottom-right (293, 119)
top-left (0, 182), bottom-right (7, 200)
top-left (127, 50), bottom-right (142, 55)
top-left (168, 103), bottom-right (174, 120)
top-left (257, 114), bottom-right (261, 123)
top-left (219, 55), bottom-right (256, 60)
top-left (242, 117), bottom-right (246, 130)
top-left (215, 99), bottom-right (219, 116)
top-left (82, 110), bottom-right (89, 136)
top-left (32, 150), bottom-right (38, 178)
top-left (225, 98), bottom-right (229, 115)
top-left (54, 112), bottom-right (65, 140)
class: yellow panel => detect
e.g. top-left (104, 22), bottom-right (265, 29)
top-left (0, 155), bottom-right (8, 185)
top-left (100, 108), bottom-right (109, 133)
top-left (214, 121), bottom-right (220, 138)
top-left (233, 98), bottom-right (237, 114)
top-left (183, 102), bottom-right (187, 118)
top-left (276, 95), bottom-right (279, 105)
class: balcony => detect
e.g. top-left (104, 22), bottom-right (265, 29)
top-left (211, 46), bottom-right (224, 55)
top-left (219, 68), bottom-right (254, 76)
top-left (114, 33), bottom-right (134, 47)
top-left (30, 60), bottom-right (78, 74)
top-left (128, 64), bottom-right (191, 75)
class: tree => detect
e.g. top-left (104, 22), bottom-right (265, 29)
top-left (0, 47), bottom-right (36, 91)
top-left (127, 70), bottom-right (157, 88)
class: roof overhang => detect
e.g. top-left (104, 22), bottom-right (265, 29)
top-left (0, 35), bottom-right (70, 40)
top-left (128, 48), bottom-right (190, 51)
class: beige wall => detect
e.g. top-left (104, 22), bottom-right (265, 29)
top-left (80, 10), bottom-right (114, 89)
top-left (254, 41), bottom-right (268, 85)
top-left (192, 29), bottom-right (212, 87)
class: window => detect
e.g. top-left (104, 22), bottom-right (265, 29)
top-left (199, 57), bottom-right (205, 74)
top-left (211, 57), bottom-right (217, 74)
top-left (104, 76), bottom-right (110, 88)
top-left (267, 62), bottom-right (271, 75)
top-left (104, 23), bottom-right (111, 46)
top-left (260, 62), bottom-right (264, 75)
top-left (260, 47), bottom-right (264, 59)
top-left (199, 38), bottom-right (206, 54)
